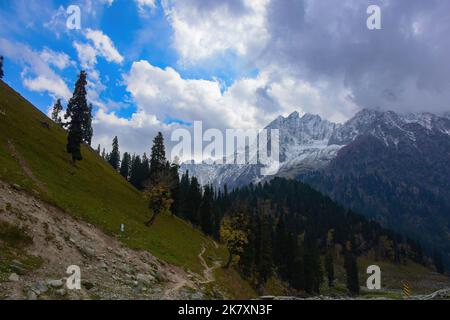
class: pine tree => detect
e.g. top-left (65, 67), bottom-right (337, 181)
top-left (108, 136), bottom-right (120, 170)
top-left (303, 237), bottom-right (323, 294)
top-left (51, 99), bottom-right (63, 126)
top-left (178, 171), bottom-right (190, 219)
top-left (120, 152), bottom-right (131, 179)
top-left (149, 132), bottom-right (166, 185)
top-left (200, 185), bottom-right (214, 235)
top-left (186, 176), bottom-right (202, 224)
top-left (433, 250), bottom-right (445, 274)
top-left (256, 214), bottom-right (273, 289)
top-left (274, 217), bottom-right (289, 277)
top-left (129, 155), bottom-right (142, 189)
top-left (290, 240), bottom-right (305, 291)
top-left (96, 144), bottom-right (101, 154)
top-left (101, 148), bottom-right (106, 160)
top-left (239, 214), bottom-right (257, 278)
top-left (65, 71), bottom-right (88, 163)
top-left (0, 56), bottom-right (4, 79)
top-left (344, 252), bottom-right (360, 295)
top-left (325, 252), bottom-right (335, 287)
top-left (141, 153), bottom-right (150, 187)
top-left (169, 163), bottom-right (181, 216)
top-left (83, 103), bottom-right (93, 145)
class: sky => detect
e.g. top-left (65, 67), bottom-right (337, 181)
top-left (1, 0), bottom-right (450, 157)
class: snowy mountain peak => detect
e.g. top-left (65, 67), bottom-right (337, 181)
top-left (182, 109), bottom-right (450, 189)
top-left (288, 111), bottom-right (300, 118)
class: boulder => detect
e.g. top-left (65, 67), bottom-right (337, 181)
top-left (31, 282), bottom-right (48, 295)
top-left (47, 279), bottom-right (64, 288)
top-left (8, 273), bottom-right (19, 282)
top-left (136, 273), bottom-right (155, 286)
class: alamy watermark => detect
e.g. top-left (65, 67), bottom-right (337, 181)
top-left (366, 265), bottom-right (381, 290)
top-left (170, 121), bottom-right (280, 176)
top-left (66, 5), bottom-right (81, 30)
top-left (367, 5), bottom-right (381, 30)
top-left (66, 265), bottom-right (81, 290)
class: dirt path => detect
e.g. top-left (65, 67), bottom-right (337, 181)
top-left (163, 245), bottom-right (221, 298)
top-left (6, 140), bottom-right (49, 194)
top-left (198, 246), bottom-right (221, 284)
top-left (162, 274), bottom-right (190, 300)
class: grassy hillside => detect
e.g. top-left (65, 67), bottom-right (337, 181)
top-left (0, 80), bottom-right (255, 299)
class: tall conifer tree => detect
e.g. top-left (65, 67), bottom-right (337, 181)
top-left (51, 99), bottom-right (63, 126)
top-left (108, 136), bottom-right (120, 170)
top-left (149, 132), bottom-right (166, 185)
top-left (344, 252), bottom-right (359, 295)
top-left (120, 152), bottom-right (131, 179)
top-left (65, 71), bottom-right (88, 163)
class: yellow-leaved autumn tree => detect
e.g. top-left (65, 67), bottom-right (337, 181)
top-left (144, 185), bottom-right (173, 227)
top-left (220, 208), bottom-right (250, 268)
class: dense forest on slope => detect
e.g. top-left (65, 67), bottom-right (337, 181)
top-left (167, 174), bottom-right (432, 294)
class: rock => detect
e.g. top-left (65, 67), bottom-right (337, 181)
top-left (78, 246), bottom-right (96, 259)
top-left (136, 273), bottom-right (155, 286)
top-left (55, 289), bottom-right (66, 297)
top-left (8, 273), bottom-right (19, 282)
top-left (154, 273), bottom-right (165, 283)
top-left (12, 184), bottom-right (22, 191)
top-left (99, 262), bottom-right (108, 270)
top-left (27, 291), bottom-right (38, 300)
top-left (10, 260), bottom-right (28, 275)
top-left (82, 280), bottom-right (94, 290)
top-left (31, 282), bottom-right (48, 295)
top-left (119, 263), bottom-right (133, 274)
top-left (47, 279), bottom-right (64, 288)
top-left (190, 292), bottom-right (204, 300)
top-left (133, 285), bottom-right (143, 295)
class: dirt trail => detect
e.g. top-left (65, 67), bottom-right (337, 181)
top-left (6, 140), bottom-right (49, 194)
top-left (198, 246), bottom-right (221, 284)
top-left (163, 274), bottom-right (190, 300)
top-left (163, 245), bottom-right (221, 298)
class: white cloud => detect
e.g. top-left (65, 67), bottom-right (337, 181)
top-left (92, 59), bottom-right (358, 156)
top-left (0, 38), bottom-right (71, 100)
top-left (101, 0), bottom-right (114, 6)
top-left (123, 60), bottom-right (355, 132)
top-left (74, 42), bottom-right (98, 69)
top-left (73, 29), bottom-right (123, 111)
top-left (40, 48), bottom-right (74, 70)
top-left (85, 29), bottom-right (124, 64)
top-left (23, 76), bottom-right (72, 100)
top-left (135, 0), bottom-right (157, 12)
top-left (163, 0), bottom-right (269, 64)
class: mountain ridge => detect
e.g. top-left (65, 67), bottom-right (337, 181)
top-left (181, 107), bottom-right (450, 267)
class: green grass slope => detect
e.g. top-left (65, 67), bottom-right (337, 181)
top-left (0, 81), bottom-right (255, 299)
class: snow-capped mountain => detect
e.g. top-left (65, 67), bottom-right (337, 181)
top-left (300, 109), bottom-right (450, 264)
top-left (181, 111), bottom-right (344, 189)
top-left (181, 108), bottom-right (450, 190)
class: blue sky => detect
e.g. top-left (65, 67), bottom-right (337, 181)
top-left (1, 0), bottom-right (449, 155)
top-left (0, 0), bottom-right (261, 120)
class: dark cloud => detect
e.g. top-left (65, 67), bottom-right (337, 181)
top-left (259, 0), bottom-right (450, 113)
